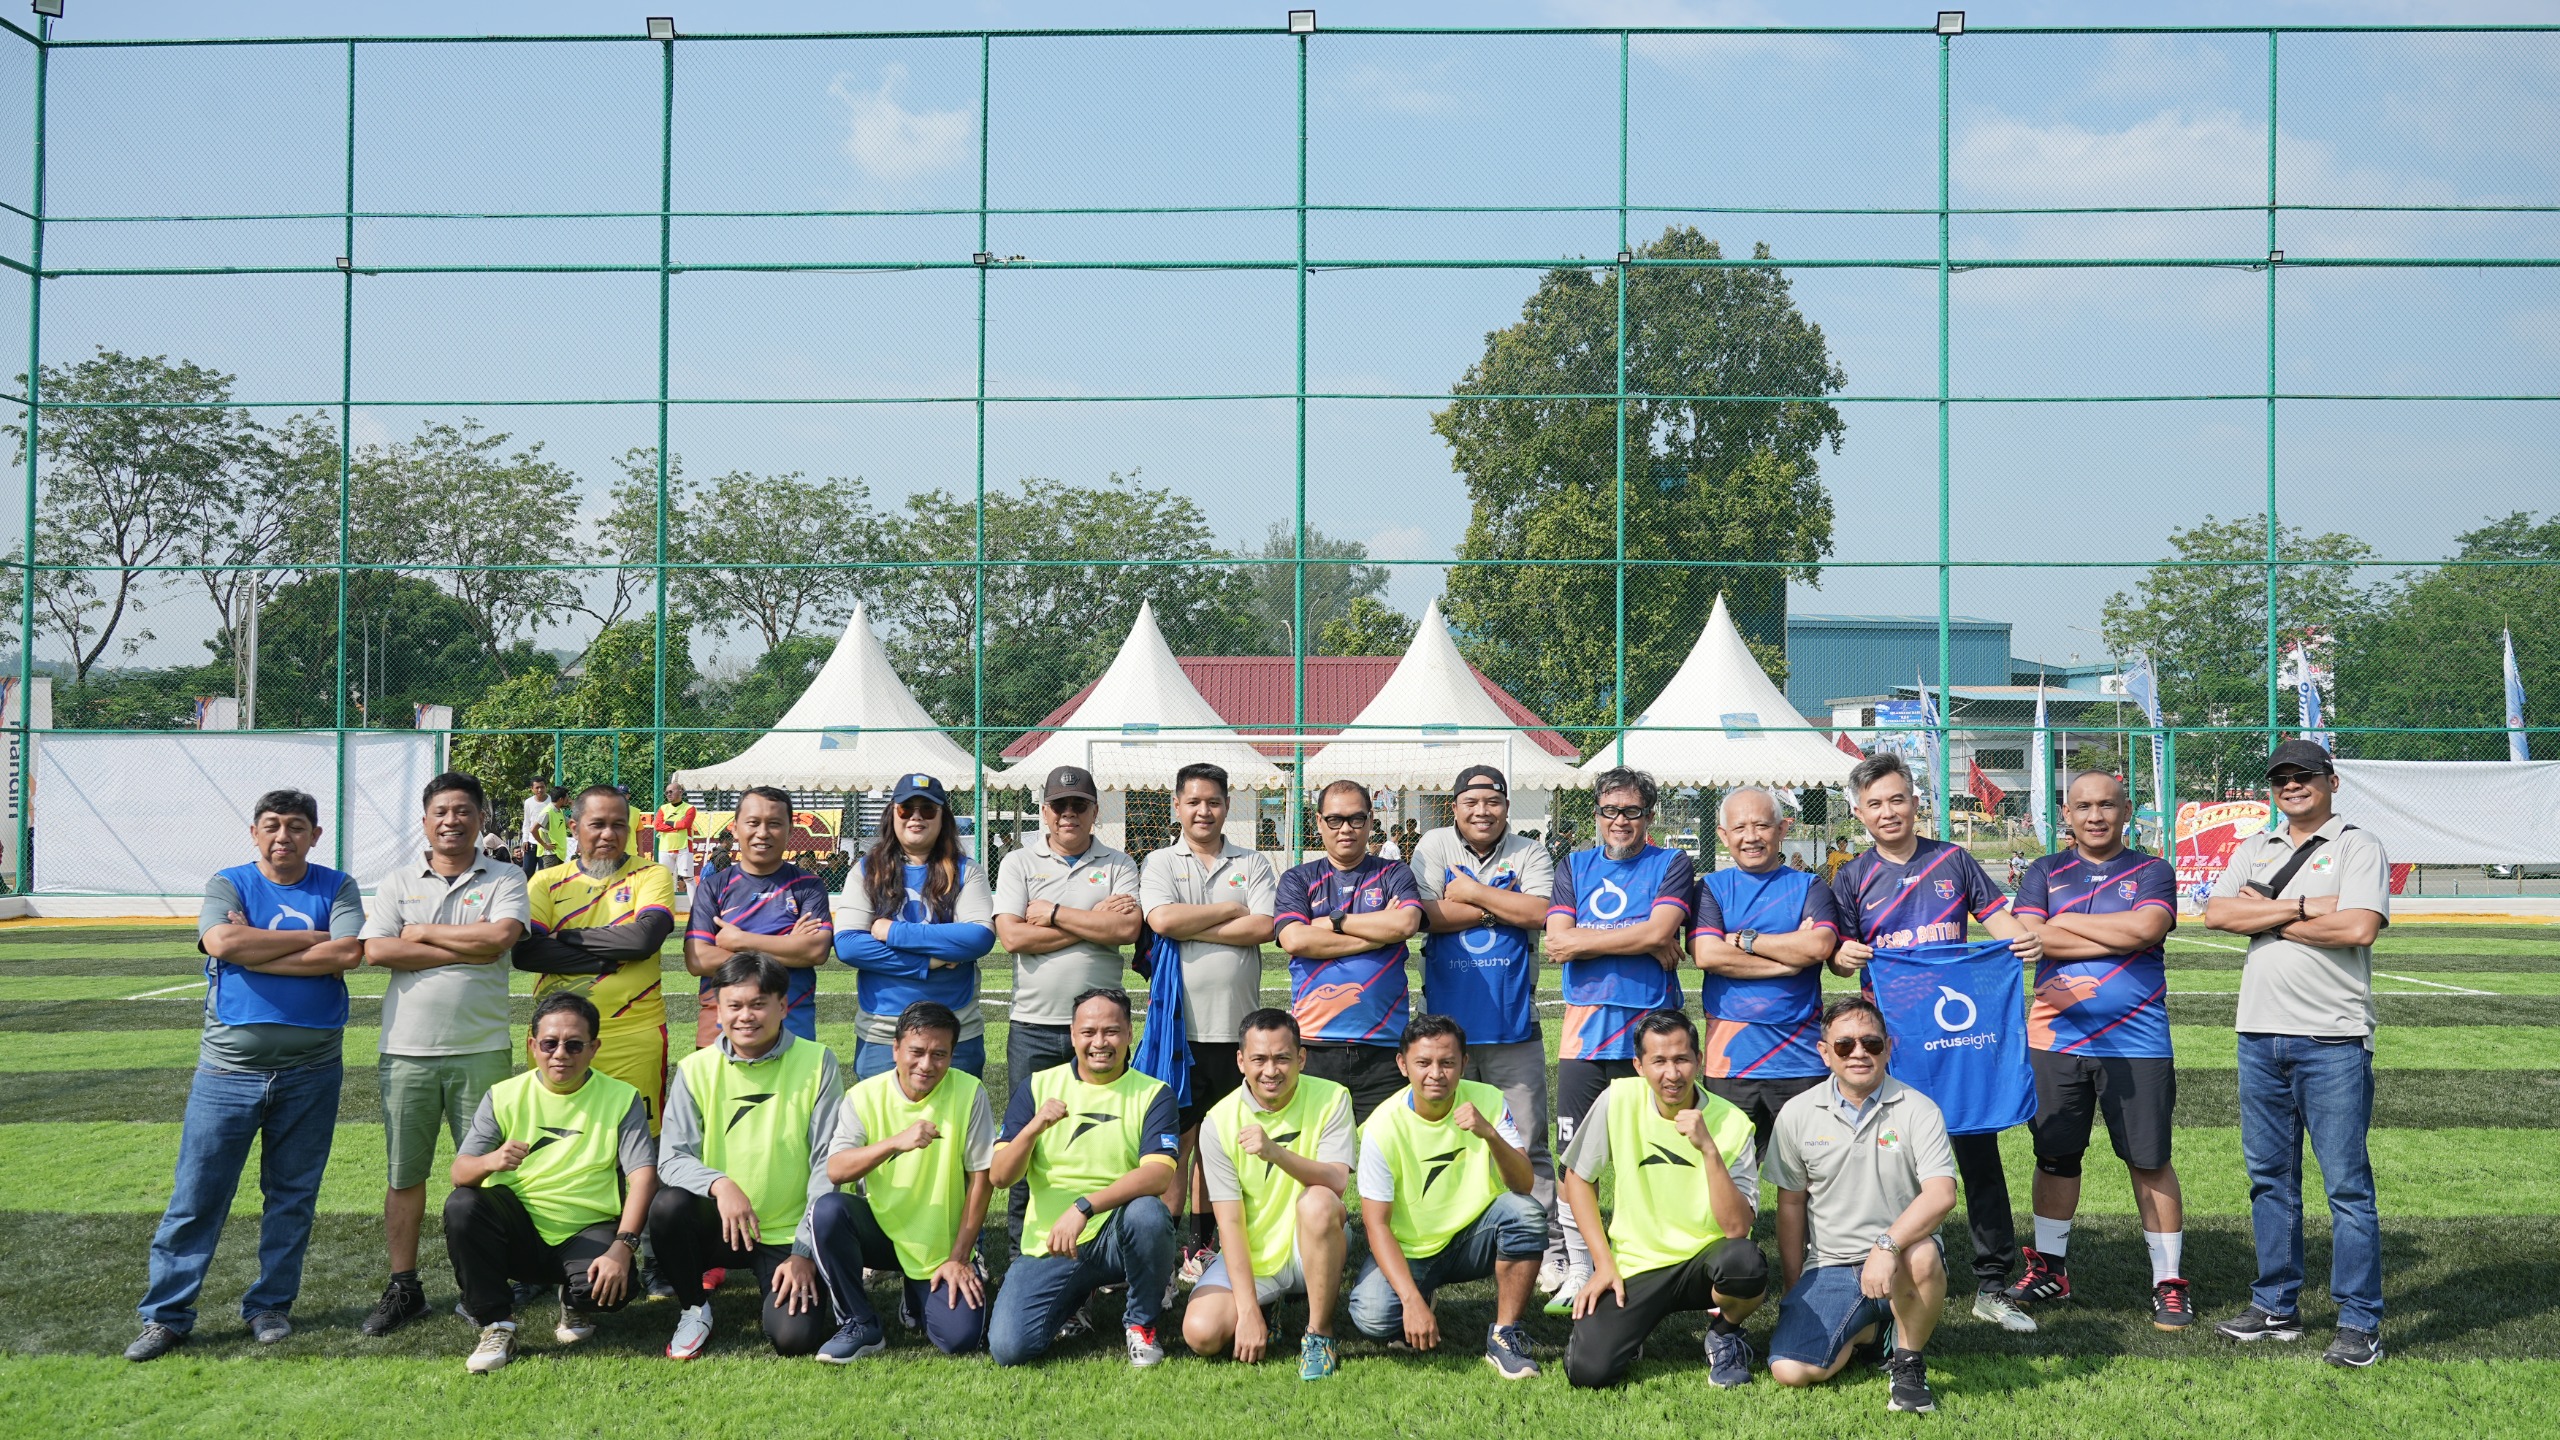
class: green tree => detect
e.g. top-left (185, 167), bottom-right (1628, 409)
top-left (2099, 513), bottom-right (2373, 795)
top-left (6, 349), bottom-right (267, 681)
top-left (213, 572), bottom-right (513, 731)
top-left (2336, 512), bottom-right (2560, 760)
top-left (698, 634), bottom-right (836, 737)
top-left (1319, 596), bottom-right (1414, 656)
top-left (870, 472), bottom-right (1262, 746)
top-left (1239, 522), bottom-right (1395, 654)
top-left (618, 449), bottom-right (887, 650)
top-left (452, 617), bottom-right (704, 790)
top-left (1433, 228), bottom-right (1843, 748)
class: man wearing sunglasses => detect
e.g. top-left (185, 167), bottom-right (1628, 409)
top-left (993, 764), bottom-right (1144, 1239)
top-left (1543, 766), bottom-right (1695, 1315)
top-left (444, 991), bottom-right (657, 1373)
top-left (1828, 750), bottom-right (2042, 1333)
top-left (1767, 996), bottom-right (1958, 1414)
top-left (2203, 739), bottom-right (2390, 1368)
top-left (1276, 778), bottom-right (1425, 1122)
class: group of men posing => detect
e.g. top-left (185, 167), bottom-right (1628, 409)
top-left (127, 735), bottom-right (2394, 1411)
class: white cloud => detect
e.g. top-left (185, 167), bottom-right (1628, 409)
top-left (1364, 524), bottom-right (1434, 562)
top-left (1333, 64), bottom-right (1460, 118)
top-left (828, 64), bottom-right (974, 182)
top-left (1957, 108), bottom-right (2268, 208)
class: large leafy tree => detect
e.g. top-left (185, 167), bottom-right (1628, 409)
top-left (869, 472), bottom-right (1262, 748)
top-left (2337, 512), bottom-right (2560, 760)
top-left (1320, 596), bottom-right (1414, 656)
top-left (2100, 513), bottom-right (2373, 795)
top-left (616, 449), bottom-right (886, 651)
top-left (1433, 228), bottom-right (1843, 746)
top-left (452, 617), bottom-right (704, 790)
top-left (7, 349), bottom-right (267, 681)
top-left (1237, 521), bottom-right (1397, 655)
top-left (214, 572), bottom-right (512, 731)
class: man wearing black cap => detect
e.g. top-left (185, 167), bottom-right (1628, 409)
top-left (993, 763), bottom-right (1143, 1241)
top-left (2203, 739), bottom-right (2391, 1368)
top-left (1410, 764), bottom-right (1567, 1293)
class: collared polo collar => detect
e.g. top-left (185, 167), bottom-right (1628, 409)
top-left (419, 852), bottom-right (495, 886)
top-left (1031, 833), bottom-right (1100, 865)
top-left (2269, 813), bottom-right (2350, 849)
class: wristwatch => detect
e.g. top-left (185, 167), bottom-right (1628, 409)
top-left (1872, 1233), bottom-right (1900, 1256)
top-left (1072, 1196), bottom-right (1096, 1217)
top-left (1735, 929), bottom-right (1760, 956)
top-left (1330, 910), bottom-right (1348, 934)
top-left (614, 1230), bottom-right (643, 1251)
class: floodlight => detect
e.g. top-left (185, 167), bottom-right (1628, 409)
top-left (1288, 10), bottom-right (1316, 34)
top-left (31, 0), bottom-right (63, 19)
top-left (335, 256), bottom-right (351, 271)
top-left (646, 16), bottom-right (675, 40)
top-left (1935, 11), bottom-right (1963, 35)
top-left (1617, 249), bottom-right (1633, 265)
top-left (2268, 249), bottom-right (2284, 264)
top-left (973, 252), bottom-right (994, 266)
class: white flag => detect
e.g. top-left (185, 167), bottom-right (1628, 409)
top-left (2507, 627), bottom-right (2531, 763)
top-left (2031, 680), bottom-right (2052, 848)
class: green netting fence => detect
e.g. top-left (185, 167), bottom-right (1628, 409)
top-left (3, 17), bottom-right (2556, 892)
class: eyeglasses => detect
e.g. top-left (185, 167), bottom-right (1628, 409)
top-left (1597, 804), bottom-right (1650, 821)
top-left (1827, 1034), bottom-right (1888, 1057)
top-left (1317, 811), bottom-right (1372, 829)
top-left (533, 1036), bottom-right (591, 1056)
top-left (894, 800), bottom-right (942, 819)
top-left (2268, 770), bottom-right (2326, 789)
top-left (1047, 799), bottom-right (1093, 816)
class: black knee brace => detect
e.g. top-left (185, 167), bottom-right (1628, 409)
top-left (2035, 1152), bottom-right (2084, 1179)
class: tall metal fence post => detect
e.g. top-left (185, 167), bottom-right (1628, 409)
top-left (651, 29), bottom-right (674, 799)
top-left (1288, 26), bottom-right (1308, 864)
top-left (1612, 29), bottom-right (1629, 769)
top-left (970, 33), bottom-right (990, 872)
top-left (333, 38), bottom-right (355, 869)
top-left (13, 18), bottom-right (44, 895)
top-left (1934, 28), bottom-right (1954, 828)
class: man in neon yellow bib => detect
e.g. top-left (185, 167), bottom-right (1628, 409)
top-left (808, 1001), bottom-right (995, 1358)
top-left (648, 952), bottom-right (844, 1360)
top-left (1346, 1013), bottom-right (1547, 1380)
top-left (1182, 1007), bottom-right (1354, 1381)
top-left (1560, 1009), bottom-right (1770, 1389)
top-left (986, 987), bottom-right (1181, 1368)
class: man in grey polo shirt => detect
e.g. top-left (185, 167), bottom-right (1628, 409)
top-left (1765, 994), bottom-right (1958, 1414)
top-left (2204, 738), bottom-right (2390, 1368)
top-left (355, 770), bottom-right (531, 1337)
top-left (1408, 763), bottom-right (1567, 1292)
top-left (1140, 760), bottom-right (1280, 1272)
top-left (992, 761), bottom-right (1142, 1240)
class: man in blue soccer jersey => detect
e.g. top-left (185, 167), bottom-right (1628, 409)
top-left (1690, 786), bottom-right (1842, 1163)
top-left (683, 786), bottom-right (835, 1047)
top-left (1542, 765), bottom-right (1694, 1314)
top-left (2006, 771), bottom-right (2190, 1330)
top-left (1828, 750), bottom-right (2044, 1333)
top-left (1275, 778), bottom-right (1425, 1123)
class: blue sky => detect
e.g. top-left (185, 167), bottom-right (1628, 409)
top-left (3, 0), bottom-right (2553, 685)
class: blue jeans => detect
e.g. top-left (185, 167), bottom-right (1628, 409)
top-left (986, 1193), bottom-right (1177, 1365)
top-left (1346, 1190), bottom-right (1548, 1340)
top-left (853, 1034), bottom-right (986, 1083)
top-left (2237, 1032), bottom-right (2381, 1331)
top-left (138, 1057), bottom-right (345, 1331)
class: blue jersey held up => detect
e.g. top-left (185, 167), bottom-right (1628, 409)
top-left (1692, 864), bottom-right (1842, 1080)
top-left (1871, 940), bottom-right (2035, 1136)
top-left (1549, 844), bottom-right (1693, 1061)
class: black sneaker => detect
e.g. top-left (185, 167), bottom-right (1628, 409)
top-left (2323, 1326), bottom-right (2383, 1368)
top-left (2151, 1278), bottom-right (2195, 1331)
top-left (124, 1322), bottom-right (186, 1362)
top-left (360, 1276), bottom-right (427, 1337)
top-left (2004, 1247), bottom-right (2070, 1306)
top-left (2212, 1306), bottom-right (2303, 1343)
top-left (1886, 1348), bottom-right (1936, 1413)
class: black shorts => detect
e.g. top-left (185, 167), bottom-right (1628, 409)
top-left (2027, 1049), bottom-right (2176, 1172)
top-left (1556, 1058), bottom-right (1638, 1153)
top-left (1302, 1042), bottom-right (1406, 1124)
top-left (1179, 1041), bottom-right (1244, 1130)
top-left (1701, 1073), bottom-right (1826, 1159)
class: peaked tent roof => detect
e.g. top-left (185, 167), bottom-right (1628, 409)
top-left (1578, 593), bottom-right (1859, 788)
top-left (999, 602), bottom-right (1288, 791)
top-left (673, 605), bottom-right (980, 792)
top-left (1301, 599), bottom-right (1587, 790)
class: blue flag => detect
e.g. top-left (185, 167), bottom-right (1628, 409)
top-left (1130, 930), bottom-right (1191, 1108)
top-left (1870, 940), bottom-right (2034, 1136)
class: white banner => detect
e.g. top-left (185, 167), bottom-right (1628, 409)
top-left (35, 731), bottom-right (440, 895)
top-left (2332, 758), bottom-right (2560, 865)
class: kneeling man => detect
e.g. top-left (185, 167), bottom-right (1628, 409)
top-left (1561, 1009), bottom-right (1768, 1389)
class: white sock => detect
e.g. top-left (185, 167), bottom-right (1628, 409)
top-left (2033, 1215), bottom-right (2072, 1258)
top-left (2145, 1230), bottom-right (2183, 1284)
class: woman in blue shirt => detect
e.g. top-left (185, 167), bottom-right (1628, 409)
top-left (835, 774), bottom-right (995, 1080)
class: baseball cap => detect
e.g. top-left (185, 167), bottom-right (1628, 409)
top-left (2262, 739), bottom-right (2336, 778)
top-left (1043, 765), bottom-right (1100, 804)
top-left (1452, 764), bottom-right (1508, 798)
top-left (889, 773), bottom-right (950, 809)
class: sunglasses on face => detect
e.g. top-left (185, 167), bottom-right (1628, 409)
top-left (1597, 804), bottom-right (1650, 821)
top-left (895, 801), bottom-right (941, 820)
top-left (1828, 1034), bottom-right (1888, 1057)
top-left (1318, 811), bottom-right (1372, 829)
top-left (534, 1036), bottom-right (591, 1056)
top-left (2269, 770), bottom-right (2326, 789)
top-left (1047, 799), bottom-right (1093, 817)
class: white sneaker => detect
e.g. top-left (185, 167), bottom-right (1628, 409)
top-left (1537, 1256), bottom-right (1570, 1296)
top-left (1125, 1322), bottom-right (1166, 1368)
top-left (1543, 1265), bottom-right (1592, 1317)
top-left (666, 1302), bottom-right (715, 1359)
top-left (1972, 1290), bottom-right (2038, 1334)
top-left (466, 1321), bottom-right (518, 1374)
top-left (555, 1296), bottom-right (596, 1346)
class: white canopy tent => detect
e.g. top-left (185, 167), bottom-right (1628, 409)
top-left (1302, 600), bottom-right (1585, 790)
top-left (1001, 601), bottom-right (1287, 791)
top-left (1579, 593), bottom-right (1859, 789)
top-left (673, 605), bottom-right (979, 792)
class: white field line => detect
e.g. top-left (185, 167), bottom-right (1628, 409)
top-left (2372, 972), bottom-right (2496, 995)
top-left (2171, 937), bottom-right (2251, 954)
top-left (120, 982), bottom-right (201, 999)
